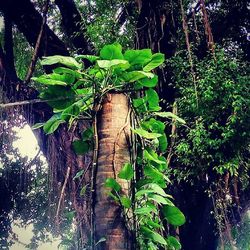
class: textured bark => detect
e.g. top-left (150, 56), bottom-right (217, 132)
top-left (95, 93), bottom-right (131, 249)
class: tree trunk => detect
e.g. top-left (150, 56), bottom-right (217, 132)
top-left (95, 93), bottom-right (131, 249)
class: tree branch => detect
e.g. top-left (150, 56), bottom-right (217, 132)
top-left (3, 12), bottom-right (17, 80)
top-left (55, 0), bottom-right (94, 54)
top-left (24, 0), bottom-right (50, 83)
top-left (0, 0), bottom-right (68, 57)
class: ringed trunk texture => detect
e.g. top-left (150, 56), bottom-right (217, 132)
top-left (95, 93), bottom-right (131, 249)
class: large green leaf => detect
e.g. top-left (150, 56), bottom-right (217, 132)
top-left (146, 220), bottom-right (162, 229)
top-left (43, 114), bottom-right (65, 134)
top-left (97, 59), bottom-right (130, 69)
top-left (81, 128), bottom-right (93, 141)
top-left (50, 72), bottom-right (75, 85)
top-left (138, 75), bottom-right (158, 87)
top-left (105, 178), bottom-right (121, 192)
top-left (72, 140), bottom-right (90, 155)
top-left (53, 67), bottom-right (81, 79)
top-left (143, 149), bottom-right (166, 164)
top-left (146, 89), bottom-right (160, 111)
top-left (32, 75), bottom-right (67, 86)
top-left (41, 55), bottom-right (81, 69)
top-left (141, 118), bottom-right (165, 133)
top-left (132, 98), bottom-right (147, 113)
top-left (39, 86), bottom-right (76, 110)
top-left (149, 194), bottom-right (174, 206)
top-left (118, 163), bottom-right (134, 180)
top-left (154, 112), bottom-right (186, 124)
top-left (61, 103), bottom-right (81, 120)
top-left (140, 226), bottom-right (167, 245)
top-left (121, 71), bottom-right (154, 82)
top-left (143, 53), bottom-right (165, 72)
top-left (124, 49), bottom-right (152, 66)
top-left (162, 205), bottom-right (186, 226)
top-left (100, 43), bottom-right (123, 60)
top-left (132, 128), bottom-right (162, 139)
top-left (75, 54), bottom-right (99, 63)
top-left (145, 183), bottom-right (170, 198)
top-left (135, 189), bottom-right (155, 198)
top-left (159, 134), bottom-right (168, 153)
top-left (120, 196), bottom-right (132, 208)
top-left (134, 206), bottom-right (155, 215)
top-left (167, 236), bottom-right (182, 250)
top-left (144, 164), bottom-right (165, 182)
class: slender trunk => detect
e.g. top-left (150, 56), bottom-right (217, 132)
top-left (95, 93), bottom-right (131, 249)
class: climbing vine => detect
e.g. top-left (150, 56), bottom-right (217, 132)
top-left (32, 43), bottom-right (185, 249)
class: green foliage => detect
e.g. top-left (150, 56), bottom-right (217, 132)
top-left (33, 43), bottom-right (185, 249)
top-left (118, 163), bottom-right (134, 180)
top-left (168, 49), bottom-right (250, 181)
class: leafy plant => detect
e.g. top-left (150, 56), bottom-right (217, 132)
top-left (32, 42), bottom-right (185, 249)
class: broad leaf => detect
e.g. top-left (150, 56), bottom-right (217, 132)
top-left (144, 164), bottom-right (165, 182)
top-left (100, 43), bottom-right (123, 60)
top-left (162, 205), bottom-right (186, 226)
top-left (50, 72), bottom-right (75, 85)
top-left (121, 71), bottom-right (154, 82)
top-left (167, 236), bottom-right (182, 250)
top-left (43, 114), bottom-right (65, 134)
top-left (53, 67), bottom-right (81, 79)
top-left (135, 189), bottom-right (155, 198)
top-left (154, 112), bottom-right (186, 124)
top-left (140, 226), bottom-right (167, 245)
top-left (146, 220), bottom-right (162, 229)
top-left (32, 75), bottom-right (67, 86)
top-left (143, 149), bottom-right (166, 164)
top-left (82, 128), bottom-right (93, 141)
top-left (61, 103), bottom-right (80, 120)
top-left (72, 140), bottom-right (90, 155)
top-left (97, 59), bottom-right (130, 69)
top-left (120, 196), bottom-right (132, 208)
top-left (132, 128), bottom-right (162, 139)
top-left (159, 134), bottom-right (168, 153)
top-left (145, 183), bottom-right (169, 198)
top-left (105, 178), bottom-right (121, 192)
top-left (143, 53), bottom-right (165, 72)
top-left (41, 55), bottom-right (81, 69)
top-left (39, 86), bottom-right (76, 110)
top-left (149, 194), bottom-right (174, 205)
top-left (124, 49), bottom-right (152, 66)
top-left (146, 89), bottom-right (160, 111)
top-left (118, 163), bottom-right (134, 180)
top-left (138, 75), bottom-right (158, 87)
top-left (76, 55), bottom-right (99, 63)
top-left (132, 98), bottom-right (147, 113)
top-left (135, 206), bottom-right (155, 215)
top-left (141, 118), bottom-right (165, 135)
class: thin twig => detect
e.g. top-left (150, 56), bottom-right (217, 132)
top-left (55, 165), bottom-right (71, 225)
top-left (180, 0), bottom-right (199, 107)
